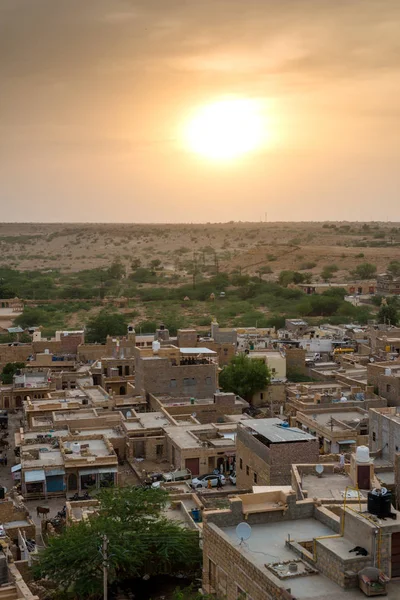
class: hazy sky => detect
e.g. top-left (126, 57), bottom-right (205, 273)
top-left (1, 0), bottom-right (400, 222)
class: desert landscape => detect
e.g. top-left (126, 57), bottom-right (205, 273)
top-left (0, 221), bottom-right (399, 277)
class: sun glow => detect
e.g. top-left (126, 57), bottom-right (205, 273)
top-left (185, 98), bottom-right (267, 160)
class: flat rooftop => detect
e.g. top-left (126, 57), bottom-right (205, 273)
top-left (53, 409), bottom-right (97, 421)
top-left (130, 412), bottom-right (171, 430)
top-left (242, 418), bottom-right (316, 443)
top-left (23, 447), bottom-right (64, 468)
top-left (157, 394), bottom-right (247, 407)
top-left (222, 519), bottom-right (350, 599)
top-left (301, 472), bottom-right (368, 500)
top-left (62, 438), bottom-right (112, 458)
top-left (303, 410), bottom-right (367, 429)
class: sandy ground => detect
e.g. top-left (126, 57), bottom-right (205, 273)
top-left (0, 222), bottom-right (399, 277)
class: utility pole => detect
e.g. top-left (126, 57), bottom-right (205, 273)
top-left (102, 534), bottom-right (108, 600)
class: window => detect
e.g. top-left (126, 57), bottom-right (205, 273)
top-left (387, 384), bottom-right (392, 393)
top-left (170, 379), bottom-right (177, 388)
top-left (223, 348), bottom-right (228, 356)
top-left (254, 472), bottom-right (258, 484)
top-left (183, 377), bottom-right (196, 386)
top-left (205, 377), bottom-right (212, 385)
top-left (239, 458), bottom-right (243, 470)
top-left (246, 465), bottom-right (249, 476)
top-left (237, 586), bottom-right (246, 599)
top-left (372, 432), bottom-right (376, 442)
top-left (260, 392), bottom-right (264, 400)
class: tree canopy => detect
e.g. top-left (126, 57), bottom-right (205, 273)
top-left (378, 298), bottom-right (399, 327)
top-left (1, 362), bottom-right (25, 384)
top-left (85, 310), bottom-right (128, 343)
top-left (387, 260), bottom-right (400, 277)
top-left (35, 487), bottom-right (201, 599)
top-left (219, 353), bottom-right (271, 401)
top-left (353, 262), bottom-right (377, 279)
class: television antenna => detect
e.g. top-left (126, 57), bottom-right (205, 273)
top-left (236, 522), bottom-right (252, 545)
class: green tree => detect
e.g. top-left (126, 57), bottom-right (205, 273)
top-left (353, 262), bottom-right (377, 279)
top-left (1, 362), bottom-right (25, 384)
top-left (107, 258), bottom-right (126, 280)
top-left (387, 260), bottom-right (400, 277)
top-left (219, 353), bottom-right (271, 401)
top-left (35, 487), bottom-right (201, 600)
top-left (321, 264), bottom-right (338, 282)
top-left (150, 259), bottom-right (162, 270)
top-left (85, 310), bottom-right (128, 343)
top-left (278, 270), bottom-right (305, 287)
top-left (14, 307), bottom-right (46, 329)
top-left (130, 258), bottom-right (141, 270)
top-left (378, 299), bottom-right (399, 327)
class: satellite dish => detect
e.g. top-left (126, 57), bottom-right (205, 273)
top-left (236, 522), bottom-right (252, 543)
top-left (126, 411), bottom-right (132, 418)
top-left (369, 357), bottom-right (375, 363)
top-left (315, 464), bottom-right (324, 475)
top-left (192, 412), bottom-right (197, 418)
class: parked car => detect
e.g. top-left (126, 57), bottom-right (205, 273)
top-left (229, 471), bottom-right (236, 485)
top-left (191, 473), bottom-right (226, 489)
top-left (162, 468), bottom-right (191, 482)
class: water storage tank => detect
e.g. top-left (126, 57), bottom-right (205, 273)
top-left (152, 340), bottom-right (161, 353)
top-left (368, 488), bottom-right (392, 518)
top-left (385, 368), bottom-right (392, 376)
top-left (355, 446), bottom-right (370, 463)
top-left (71, 442), bottom-right (81, 454)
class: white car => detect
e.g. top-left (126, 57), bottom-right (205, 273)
top-left (229, 471), bottom-right (236, 485)
top-left (191, 473), bottom-right (226, 489)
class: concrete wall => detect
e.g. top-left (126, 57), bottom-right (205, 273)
top-left (369, 408), bottom-right (400, 462)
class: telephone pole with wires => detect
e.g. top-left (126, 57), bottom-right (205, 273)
top-left (101, 534), bottom-right (108, 600)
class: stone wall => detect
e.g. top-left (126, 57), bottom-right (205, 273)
top-left (315, 539), bottom-right (371, 588)
top-left (203, 522), bottom-right (296, 600)
top-left (136, 356), bottom-right (217, 399)
top-left (236, 427), bottom-right (319, 488)
top-left (0, 344), bottom-right (33, 371)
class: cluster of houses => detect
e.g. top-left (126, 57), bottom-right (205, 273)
top-left (1, 317), bottom-right (400, 599)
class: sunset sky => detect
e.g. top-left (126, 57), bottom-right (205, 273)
top-left (1, 0), bottom-right (400, 222)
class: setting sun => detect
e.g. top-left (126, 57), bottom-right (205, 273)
top-left (185, 98), bottom-right (267, 160)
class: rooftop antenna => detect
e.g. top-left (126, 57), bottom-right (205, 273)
top-left (236, 522), bottom-right (252, 545)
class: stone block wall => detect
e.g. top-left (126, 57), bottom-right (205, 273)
top-left (0, 344), bottom-right (33, 371)
top-left (203, 522), bottom-right (295, 600)
top-left (236, 426), bottom-right (319, 488)
top-left (315, 539), bottom-right (371, 588)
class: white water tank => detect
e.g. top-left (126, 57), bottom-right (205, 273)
top-left (71, 442), bottom-right (81, 454)
top-left (152, 340), bottom-right (161, 353)
top-left (385, 368), bottom-right (392, 376)
top-left (356, 445), bottom-right (370, 463)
